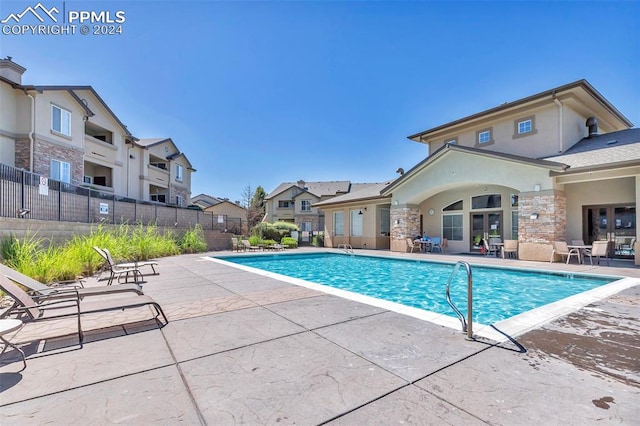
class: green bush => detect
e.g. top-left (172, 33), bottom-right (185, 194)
top-left (253, 221), bottom-right (299, 240)
top-left (180, 225), bottom-right (208, 253)
top-left (248, 235), bottom-right (262, 246)
top-left (312, 235), bottom-right (324, 247)
top-left (0, 223), bottom-right (205, 285)
top-left (281, 236), bottom-right (298, 248)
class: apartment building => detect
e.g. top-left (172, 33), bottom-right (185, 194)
top-left (0, 57), bottom-right (195, 205)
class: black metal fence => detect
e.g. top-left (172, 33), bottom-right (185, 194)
top-left (0, 163), bottom-right (243, 233)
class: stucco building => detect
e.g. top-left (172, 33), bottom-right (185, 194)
top-left (0, 57), bottom-right (195, 205)
top-left (317, 80), bottom-right (639, 263)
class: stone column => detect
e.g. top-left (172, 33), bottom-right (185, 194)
top-left (390, 205), bottom-right (420, 252)
top-left (518, 190), bottom-right (566, 261)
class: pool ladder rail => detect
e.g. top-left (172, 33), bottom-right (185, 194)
top-left (337, 244), bottom-right (354, 254)
top-left (445, 261), bottom-right (474, 340)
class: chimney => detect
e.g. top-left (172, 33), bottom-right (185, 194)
top-left (297, 179), bottom-right (306, 188)
top-left (0, 57), bottom-right (27, 85)
top-left (586, 117), bottom-right (598, 138)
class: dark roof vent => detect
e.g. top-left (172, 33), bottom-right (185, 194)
top-left (586, 117), bottom-right (598, 138)
top-left (606, 140), bottom-right (618, 145)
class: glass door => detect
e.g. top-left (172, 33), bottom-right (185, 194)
top-left (470, 212), bottom-right (502, 252)
top-left (584, 205), bottom-right (636, 259)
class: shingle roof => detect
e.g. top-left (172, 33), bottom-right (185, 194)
top-left (265, 181), bottom-right (351, 199)
top-left (543, 128), bottom-right (640, 168)
top-left (314, 182), bottom-right (393, 207)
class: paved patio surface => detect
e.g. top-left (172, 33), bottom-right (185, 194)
top-left (1, 248), bottom-right (639, 424)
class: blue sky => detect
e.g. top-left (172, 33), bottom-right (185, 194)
top-left (2, 1), bottom-right (639, 203)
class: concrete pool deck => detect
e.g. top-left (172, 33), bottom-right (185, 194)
top-left (1, 248), bottom-right (639, 424)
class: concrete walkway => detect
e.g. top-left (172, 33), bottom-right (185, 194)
top-left (1, 249), bottom-right (639, 424)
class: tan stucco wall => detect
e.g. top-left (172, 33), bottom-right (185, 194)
top-left (417, 185), bottom-right (518, 254)
top-left (564, 177), bottom-right (636, 242)
top-left (323, 203), bottom-right (390, 249)
top-left (391, 151), bottom-right (554, 206)
top-left (205, 202), bottom-right (246, 219)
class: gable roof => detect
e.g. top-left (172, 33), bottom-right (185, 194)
top-left (408, 79), bottom-right (633, 142)
top-left (543, 128), bottom-right (640, 169)
top-left (265, 181), bottom-right (351, 200)
top-left (190, 193), bottom-right (223, 208)
top-left (314, 182), bottom-right (394, 207)
top-left (382, 143), bottom-right (568, 195)
top-left (30, 85), bottom-right (134, 137)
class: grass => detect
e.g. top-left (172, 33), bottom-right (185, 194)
top-left (0, 223), bottom-right (207, 284)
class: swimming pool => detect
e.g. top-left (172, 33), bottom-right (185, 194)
top-left (214, 252), bottom-right (618, 325)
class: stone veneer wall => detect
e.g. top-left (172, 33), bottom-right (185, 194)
top-left (517, 190), bottom-right (566, 261)
top-left (32, 138), bottom-right (84, 185)
top-left (170, 183), bottom-right (191, 207)
top-left (390, 205), bottom-right (420, 252)
top-left (14, 138), bottom-right (30, 170)
top-left (296, 214), bottom-right (320, 232)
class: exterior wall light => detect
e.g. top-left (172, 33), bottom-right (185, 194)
top-left (530, 213), bottom-right (539, 219)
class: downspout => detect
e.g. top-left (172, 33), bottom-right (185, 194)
top-left (24, 90), bottom-right (35, 172)
top-left (553, 95), bottom-right (563, 153)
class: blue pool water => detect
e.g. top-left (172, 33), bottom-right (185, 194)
top-left (215, 253), bottom-right (616, 325)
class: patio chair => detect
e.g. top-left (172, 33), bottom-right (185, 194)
top-left (430, 237), bottom-right (443, 253)
top-left (0, 273), bottom-right (168, 346)
top-left (551, 241), bottom-right (580, 264)
top-left (483, 239), bottom-right (499, 257)
top-left (0, 263), bottom-right (143, 302)
top-left (93, 247), bottom-right (148, 285)
top-left (94, 246), bottom-right (158, 276)
top-left (589, 240), bottom-right (610, 266)
top-left (406, 238), bottom-right (421, 253)
top-left (501, 240), bottom-right (518, 259)
top-left (241, 240), bottom-right (260, 251)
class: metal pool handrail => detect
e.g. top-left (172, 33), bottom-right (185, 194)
top-left (337, 244), bottom-right (354, 254)
top-left (445, 260), bottom-right (473, 339)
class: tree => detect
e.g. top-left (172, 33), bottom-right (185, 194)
top-left (241, 184), bottom-right (266, 231)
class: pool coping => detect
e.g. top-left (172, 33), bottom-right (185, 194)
top-left (205, 250), bottom-right (640, 343)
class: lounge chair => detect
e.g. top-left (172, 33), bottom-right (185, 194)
top-left (551, 241), bottom-right (580, 264)
top-left (231, 237), bottom-right (242, 252)
top-left (0, 263), bottom-right (143, 302)
top-left (241, 240), bottom-right (260, 251)
top-left (93, 247), bottom-right (153, 285)
top-left (0, 273), bottom-right (168, 346)
top-left (94, 246), bottom-right (158, 275)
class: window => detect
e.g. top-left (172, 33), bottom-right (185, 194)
top-left (443, 200), bottom-right (463, 211)
top-left (518, 120), bottom-right (532, 134)
top-left (445, 137), bottom-right (457, 145)
top-left (511, 211), bottom-right (519, 240)
top-left (379, 208), bottom-right (390, 236)
top-left (50, 159), bottom-right (71, 183)
top-left (443, 214), bottom-right (463, 241)
top-left (151, 194), bottom-right (166, 203)
top-left (300, 222), bottom-right (312, 232)
top-left (278, 200), bottom-right (294, 208)
top-left (333, 212), bottom-right (344, 236)
top-left (510, 194), bottom-right (519, 207)
top-left (176, 164), bottom-right (183, 182)
top-left (51, 105), bottom-right (71, 136)
top-left (477, 130), bottom-right (491, 144)
top-left (472, 194), bottom-right (501, 209)
top-left (513, 115), bottom-right (537, 138)
top-left (301, 200), bottom-right (312, 211)
top-left (350, 210), bottom-right (363, 237)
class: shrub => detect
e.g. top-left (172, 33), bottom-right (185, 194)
top-left (312, 235), bottom-right (324, 247)
top-left (180, 225), bottom-right (208, 253)
top-left (248, 235), bottom-right (262, 246)
top-left (281, 236), bottom-right (298, 248)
